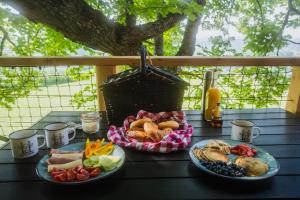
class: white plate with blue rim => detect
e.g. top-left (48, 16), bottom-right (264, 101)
top-left (36, 142), bottom-right (125, 185)
top-left (189, 139), bottom-right (279, 181)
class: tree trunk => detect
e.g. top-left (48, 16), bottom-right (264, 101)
top-left (177, 15), bottom-right (202, 56)
top-left (154, 13), bottom-right (164, 56)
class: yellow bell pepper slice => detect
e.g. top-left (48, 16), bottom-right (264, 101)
top-left (85, 138), bottom-right (114, 157)
top-left (85, 138), bottom-right (92, 158)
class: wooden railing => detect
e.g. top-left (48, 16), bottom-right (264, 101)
top-left (0, 56), bottom-right (300, 114)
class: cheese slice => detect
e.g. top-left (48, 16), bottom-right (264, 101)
top-left (104, 155), bottom-right (121, 163)
top-left (48, 159), bottom-right (82, 172)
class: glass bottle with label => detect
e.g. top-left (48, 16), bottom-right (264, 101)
top-left (204, 71), bottom-right (221, 121)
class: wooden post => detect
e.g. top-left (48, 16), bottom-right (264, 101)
top-left (95, 65), bottom-right (116, 111)
top-left (286, 66), bottom-right (300, 115)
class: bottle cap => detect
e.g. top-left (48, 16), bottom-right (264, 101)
top-left (205, 71), bottom-right (213, 79)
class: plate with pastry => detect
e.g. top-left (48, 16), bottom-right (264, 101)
top-left (189, 139), bottom-right (279, 181)
top-left (107, 110), bottom-right (194, 153)
top-left (36, 138), bottom-right (125, 184)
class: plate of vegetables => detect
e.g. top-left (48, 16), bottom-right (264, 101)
top-left (36, 138), bottom-right (125, 184)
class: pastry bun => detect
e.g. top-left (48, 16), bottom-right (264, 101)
top-left (130, 118), bottom-right (152, 129)
top-left (158, 120), bottom-right (179, 129)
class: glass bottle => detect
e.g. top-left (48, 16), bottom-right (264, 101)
top-left (204, 71), bottom-right (221, 121)
top-left (202, 71), bottom-right (213, 118)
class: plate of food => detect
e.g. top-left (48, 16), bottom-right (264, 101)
top-left (189, 139), bottom-right (279, 180)
top-left (36, 138), bottom-right (125, 184)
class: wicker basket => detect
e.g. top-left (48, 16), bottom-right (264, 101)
top-left (101, 46), bottom-right (188, 126)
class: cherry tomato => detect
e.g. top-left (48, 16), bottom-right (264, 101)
top-left (84, 167), bottom-right (95, 173)
top-left (54, 172), bottom-right (67, 182)
top-left (76, 173), bottom-right (89, 181)
top-left (79, 168), bottom-right (90, 176)
top-left (66, 170), bottom-right (76, 181)
top-left (75, 165), bottom-right (83, 173)
top-left (71, 168), bottom-right (78, 175)
top-left (90, 168), bottom-right (100, 177)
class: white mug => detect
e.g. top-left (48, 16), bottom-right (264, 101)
top-left (44, 122), bottom-right (76, 148)
top-left (231, 120), bottom-right (260, 143)
top-left (9, 129), bottom-right (45, 159)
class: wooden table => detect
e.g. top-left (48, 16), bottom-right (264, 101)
top-left (1, 109), bottom-right (300, 199)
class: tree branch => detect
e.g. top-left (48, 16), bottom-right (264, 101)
top-left (131, 13), bottom-right (185, 41)
top-left (278, 4), bottom-right (290, 37)
top-left (0, 25), bottom-right (16, 48)
top-left (290, 0), bottom-right (300, 15)
top-left (130, 0), bottom-right (206, 41)
top-left (264, 1), bottom-right (290, 55)
top-left (4, 0), bottom-right (205, 55)
top-left (5, 0), bottom-right (128, 54)
top-left (283, 38), bottom-right (300, 45)
top-left (125, 0), bottom-right (136, 27)
top-left (154, 13), bottom-right (164, 56)
top-left (255, 0), bottom-right (265, 25)
top-left (0, 35), bottom-right (5, 56)
top-left (176, 15), bottom-right (202, 56)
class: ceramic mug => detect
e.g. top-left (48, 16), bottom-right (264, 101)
top-left (44, 122), bottom-right (76, 148)
top-left (9, 129), bottom-right (45, 159)
top-left (231, 120), bottom-right (260, 143)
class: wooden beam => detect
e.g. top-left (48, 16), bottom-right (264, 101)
top-left (286, 66), bottom-right (300, 115)
top-left (95, 65), bottom-right (116, 111)
top-left (1, 56), bottom-right (300, 67)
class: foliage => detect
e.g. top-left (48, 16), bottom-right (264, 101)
top-left (0, 135), bottom-right (8, 142)
top-left (65, 66), bottom-right (97, 109)
top-left (0, 67), bottom-right (41, 109)
top-left (86, 0), bottom-right (203, 22)
top-left (218, 67), bottom-right (289, 109)
top-left (0, 0), bottom-right (299, 110)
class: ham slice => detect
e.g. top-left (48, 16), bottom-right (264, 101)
top-left (46, 157), bottom-right (76, 165)
top-left (46, 150), bottom-right (84, 171)
top-left (50, 149), bottom-right (83, 154)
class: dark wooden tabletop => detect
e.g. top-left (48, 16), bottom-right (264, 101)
top-left (1, 109), bottom-right (300, 199)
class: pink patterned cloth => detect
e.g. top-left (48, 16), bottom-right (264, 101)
top-left (107, 110), bottom-right (193, 153)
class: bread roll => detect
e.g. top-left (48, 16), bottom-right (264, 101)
top-left (148, 132), bottom-right (161, 142)
top-left (158, 121), bottom-right (179, 129)
top-left (130, 118), bottom-right (152, 129)
top-left (128, 127), bottom-right (144, 132)
top-left (144, 122), bottom-right (158, 134)
top-left (127, 130), bottom-right (147, 139)
top-left (158, 128), bottom-right (173, 137)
